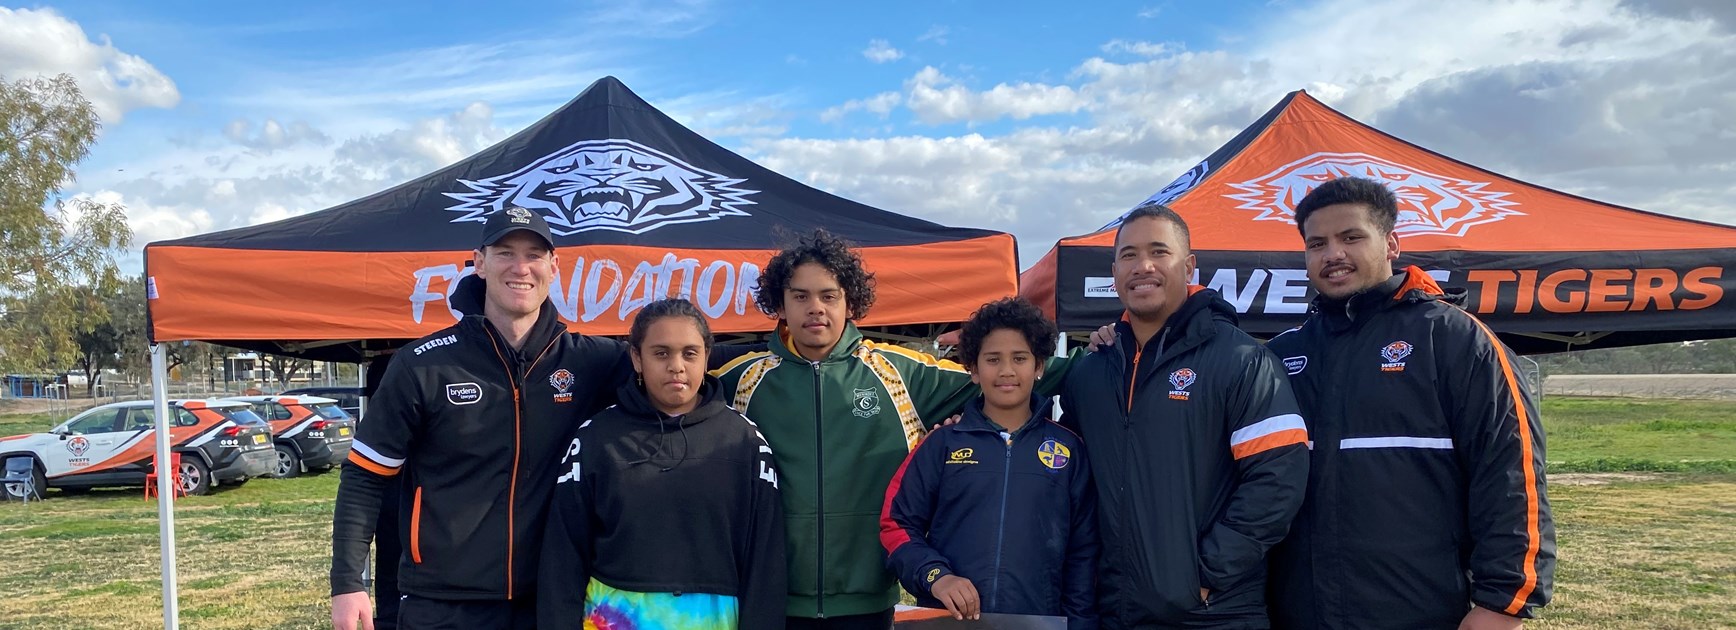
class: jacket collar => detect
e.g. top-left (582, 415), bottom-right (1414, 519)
top-left (956, 394), bottom-right (1056, 437)
top-left (1113, 286), bottom-right (1235, 366)
top-left (468, 296), bottom-right (567, 362)
top-left (768, 320), bottom-right (865, 364)
top-left (1311, 265), bottom-right (1456, 332)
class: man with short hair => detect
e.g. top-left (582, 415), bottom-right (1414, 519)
top-left (1266, 176), bottom-right (1555, 629)
top-left (1064, 203), bottom-right (1310, 628)
top-left (331, 209), bottom-right (631, 630)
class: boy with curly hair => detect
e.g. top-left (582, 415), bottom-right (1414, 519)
top-left (879, 297), bottom-right (1097, 628)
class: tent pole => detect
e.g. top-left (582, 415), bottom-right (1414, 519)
top-left (150, 343), bottom-right (181, 630)
top-left (358, 361), bottom-right (368, 420)
top-left (1052, 331), bottom-right (1067, 422)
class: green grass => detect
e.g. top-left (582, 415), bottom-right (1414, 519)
top-left (1542, 397), bottom-right (1736, 473)
top-left (0, 411), bottom-right (61, 438)
top-left (0, 398), bottom-right (1733, 629)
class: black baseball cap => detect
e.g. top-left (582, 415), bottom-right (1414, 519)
top-left (479, 207), bottom-right (556, 250)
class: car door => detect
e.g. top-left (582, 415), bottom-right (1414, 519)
top-left (48, 407), bottom-right (126, 478)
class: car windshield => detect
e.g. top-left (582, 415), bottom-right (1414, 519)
top-left (220, 408), bottom-right (269, 426)
top-left (312, 403), bottom-right (351, 420)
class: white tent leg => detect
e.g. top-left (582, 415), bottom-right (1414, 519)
top-left (1052, 331), bottom-right (1067, 422)
top-left (358, 361), bottom-right (370, 589)
top-left (150, 343), bottom-right (180, 630)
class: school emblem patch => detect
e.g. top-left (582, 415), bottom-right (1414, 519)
top-left (852, 387), bottom-right (882, 418)
top-left (1038, 439), bottom-right (1071, 470)
top-left (1168, 368), bottom-right (1197, 401)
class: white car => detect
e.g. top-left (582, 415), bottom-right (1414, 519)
top-left (0, 399), bottom-right (276, 498)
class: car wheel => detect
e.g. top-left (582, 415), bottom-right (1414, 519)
top-left (272, 444), bottom-right (301, 478)
top-left (3, 461), bottom-right (44, 501)
top-left (178, 456), bottom-right (212, 496)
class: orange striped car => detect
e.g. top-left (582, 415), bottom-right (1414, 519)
top-left (221, 395), bottom-right (355, 478)
top-left (0, 399), bottom-right (275, 498)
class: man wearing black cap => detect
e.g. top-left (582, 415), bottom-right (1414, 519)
top-left (331, 208), bottom-right (634, 630)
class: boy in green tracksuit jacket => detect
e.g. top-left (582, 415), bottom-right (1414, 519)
top-left (712, 229), bottom-right (1072, 630)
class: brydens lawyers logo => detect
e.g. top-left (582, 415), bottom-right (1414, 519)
top-left (1381, 341), bottom-right (1413, 372)
top-left (1168, 368), bottom-right (1197, 401)
top-left (549, 369), bottom-right (575, 403)
top-left (1226, 152), bottom-right (1522, 238)
top-left (446, 138), bottom-right (759, 236)
top-left (446, 382), bottom-right (483, 405)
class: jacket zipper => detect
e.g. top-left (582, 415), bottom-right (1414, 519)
top-left (990, 430), bottom-right (1014, 610)
top-left (485, 331), bottom-right (560, 600)
top-left (811, 360), bottom-right (826, 617)
top-left (1126, 343), bottom-right (1143, 415)
top-left (410, 486), bottom-right (424, 564)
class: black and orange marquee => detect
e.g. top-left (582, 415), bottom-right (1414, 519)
top-left (1022, 91), bottom-right (1736, 352)
top-left (146, 77), bottom-right (1019, 361)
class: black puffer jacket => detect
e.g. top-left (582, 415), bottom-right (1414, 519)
top-left (1060, 288), bottom-right (1309, 629)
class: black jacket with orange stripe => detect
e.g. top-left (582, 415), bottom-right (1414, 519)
top-left (331, 299), bottom-right (631, 601)
top-left (1060, 288), bottom-right (1310, 629)
top-left (1264, 266), bottom-right (1555, 629)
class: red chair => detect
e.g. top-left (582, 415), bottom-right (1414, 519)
top-left (144, 452), bottom-right (187, 500)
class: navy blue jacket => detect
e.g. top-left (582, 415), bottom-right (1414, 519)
top-left (880, 396), bottom-right (1098, 628)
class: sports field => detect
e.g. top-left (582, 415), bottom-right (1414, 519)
top-left (1, 395), bottom-right (1732, 629)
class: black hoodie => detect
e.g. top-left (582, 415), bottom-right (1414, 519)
top-left (1059, 288), bottom-right (1310, 629)
top-left (537, 375), bottom-right (787, 629)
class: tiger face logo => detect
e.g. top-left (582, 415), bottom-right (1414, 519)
top-left (1226, 152), bottom-right (1522, 238)
top-left (549, 369), bottom-right (575, 403)
top-left (1380, 340), bottom-right (1413, 373)
top-left (445, 139), bottom-right (758, 235)
top-left (1381, 341), bottom-right (1413, 364)
top-left (1168, 368), bottom-right (1197, 401)
top-left (66, 436), bottom-right (90, 457)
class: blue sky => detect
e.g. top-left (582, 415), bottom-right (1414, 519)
top-left (5, 0), bottom-right (1735, 271)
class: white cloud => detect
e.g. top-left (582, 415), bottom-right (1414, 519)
top-left (763, 0), bottom-right (1736, 266)
top-left (89, 103), bottom-right (510, 253)
top-left (820, 91), bottom-right (903, 123)
top-left (863, 39), bottom-right (905, 63)
top-left (0, 7), bottom-right (179, 123)
top-left (904, 67), bottom-right (1087, 125)
top-left (1100, 39), bottom-right (1179, 57)
top-left (335, 102), bottom-right (506, 183)
top-left (222, 118), bottom-right (331, 153)
top-left (917, 26), bottom-right (950, 45)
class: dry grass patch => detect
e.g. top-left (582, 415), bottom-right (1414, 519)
top-left (1534, 476), bottom-right (1736, 629)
